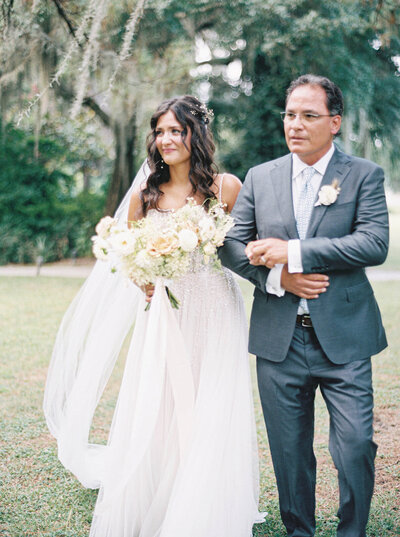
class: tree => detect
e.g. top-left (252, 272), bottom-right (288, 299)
top-left (192, 0), bottom-right (400, 185)
top-left (1, 0), bottom-right (198, 213)
top-left (0, 120), bottom-right (106, 263)
top-left (2, 0), bottom-right (400, 235)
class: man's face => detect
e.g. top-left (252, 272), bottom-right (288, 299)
top-left (284, 84), bottom-right (341, 165)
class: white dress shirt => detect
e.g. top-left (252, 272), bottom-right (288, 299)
top-left (266, 144), bottom-right (335, 299)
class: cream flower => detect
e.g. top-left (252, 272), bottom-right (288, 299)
top-left (211, 206), bottom-right (226, 219)
top-left (146, 232), bottom-right (179, 257)
top-left (198, 217), bottom-right (216, 241)
top-left (95, 216), bottom-right (117, 238)
top-left (212, 228), bottom-right (229, 246)
top-left (203, 242), bottom-right (216, 256)
top-left (134, 249), bottom-right (152, 269)
top-left (92, 237), bottom-right (109, 260)
top-left (178, 229), bottom-right (198, 252)
top-left (108, 230), bottom-right (136, 255)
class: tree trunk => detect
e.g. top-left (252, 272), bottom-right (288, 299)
top-left (358, 108), bottom-right (372, 160)
top-left (105, 113), bottom-right (137, 216)
top-left (342, 112), bottom-right (354, 155)
top-left (82, 165), bottom-right (91, 191)
top-left (78, 95), bottom-right (137, 216)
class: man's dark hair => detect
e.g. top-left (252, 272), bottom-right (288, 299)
top-left (286, 74), bottom-right (344, 117)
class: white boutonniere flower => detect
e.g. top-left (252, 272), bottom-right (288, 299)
top-left (315, 179), bottom-right (341, 207)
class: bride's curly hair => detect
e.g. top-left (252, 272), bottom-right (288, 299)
top-left (141, 95), bottom-right (218, 214)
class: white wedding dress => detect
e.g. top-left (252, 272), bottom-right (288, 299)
top-left (44, 166), bottom-right (263, 537)
top-left (89, 210), bottom-right (262, 536)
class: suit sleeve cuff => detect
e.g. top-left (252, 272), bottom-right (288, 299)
top-left (288, 239), bottom-right (303, 273)
top-left (266, 264), bottom-right (285, 296)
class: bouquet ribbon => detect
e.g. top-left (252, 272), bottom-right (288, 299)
top-left (94, 279), bottom-right (196, 513)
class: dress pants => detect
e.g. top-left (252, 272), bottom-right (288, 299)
top-left (257, 324), bottom-right (377, 537)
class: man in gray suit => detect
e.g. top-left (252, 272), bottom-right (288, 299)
top-left (219, 74), bottom-right (389, 537)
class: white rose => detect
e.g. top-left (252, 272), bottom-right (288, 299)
top-left (198, 217), bottom-right (216, 241)
top-left (203, 242), bottom-right (216, 256)
top-left (95, 216), bottom-right (116, 238)
top-left (316, 185), bottom-right (339, 206)
top-left (108, 230), bottom-right (136, 255)
top-left (92, 237), bottom-right (109, 260)
top-left (178, 229), bottom-right (198, 252)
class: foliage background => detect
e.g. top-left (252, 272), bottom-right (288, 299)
top-left (1, 0), bottom-right (400, 264)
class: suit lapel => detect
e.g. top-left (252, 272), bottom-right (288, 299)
top-left (307, 148), bottom-right (352, 238)
top-left (270, 155), bottom-right (299, 239)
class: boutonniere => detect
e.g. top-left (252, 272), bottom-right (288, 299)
top-left (315, 179), bottom-right (341, 207)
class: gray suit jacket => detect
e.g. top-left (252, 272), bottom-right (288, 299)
top-left (219, 147), bottom-right (389, 364)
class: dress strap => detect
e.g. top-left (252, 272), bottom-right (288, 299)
top-left (218, 174), bottom-right (225, 203)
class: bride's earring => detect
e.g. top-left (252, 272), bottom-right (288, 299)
top-left (160, 158), bottom-right (165, 170)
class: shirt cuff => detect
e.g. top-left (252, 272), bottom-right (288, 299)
top-left (266, 264), bottom-right (285, 297)
top-left (288, 239), bottom-right (303, 273)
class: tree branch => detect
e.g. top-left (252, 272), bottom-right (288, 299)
top-left (55, 83), bottom-right (112, 127)
top-left (82, 96), bottom-right (111, 127)
top-left (174, 3), bottom-right (225, 37)
top-left (51, 0), bottom-right (85, 48)
top-left (197, 56), bottom-right (239, 66)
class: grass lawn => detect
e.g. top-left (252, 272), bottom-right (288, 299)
top-left (0, 276), bottom-right (399, 536)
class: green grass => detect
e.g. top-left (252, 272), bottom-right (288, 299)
top-left (0, 277), bottom-right (399, 536)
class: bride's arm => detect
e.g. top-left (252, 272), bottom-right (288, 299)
top-left (127, 190), bottom-right (144, 223)
top-left (218, 173), bottom-right (242, 212)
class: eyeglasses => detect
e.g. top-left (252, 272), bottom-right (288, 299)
top-left (280, 111), bottom-right (335, 123)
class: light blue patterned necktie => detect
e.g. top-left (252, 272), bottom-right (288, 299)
top-left (296, 166), bottom-right (316, 313)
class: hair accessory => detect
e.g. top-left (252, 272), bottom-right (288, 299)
top-left (190, 104), bottom-right (214, 124)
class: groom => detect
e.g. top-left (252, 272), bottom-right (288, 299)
top-left (220, 74), bottom-right (389, 537)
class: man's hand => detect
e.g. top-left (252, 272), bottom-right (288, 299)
top-left (281, 265), bottom-right (329, 299)
top-left (246, 238), bottom-right (288, 268)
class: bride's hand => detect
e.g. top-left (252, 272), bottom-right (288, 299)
top-left (246, 238), bottom-right (288, 268)
top-left (140, 283), bottom-right (155, 303)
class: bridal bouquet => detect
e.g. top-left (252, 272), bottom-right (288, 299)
top-left (91, 198), bottom-right (234, 308)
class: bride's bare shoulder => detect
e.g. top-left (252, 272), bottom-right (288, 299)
top-left (215, 173), bottom-right (242, 212)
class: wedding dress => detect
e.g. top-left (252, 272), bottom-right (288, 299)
top-left (44, 164), bottom-right (263, 537)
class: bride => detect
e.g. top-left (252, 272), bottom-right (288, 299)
top-left (44, 95), bottom-right (264, 536)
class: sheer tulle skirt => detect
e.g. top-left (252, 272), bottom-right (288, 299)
top-left (89, 267), bottom-right (262, 537)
